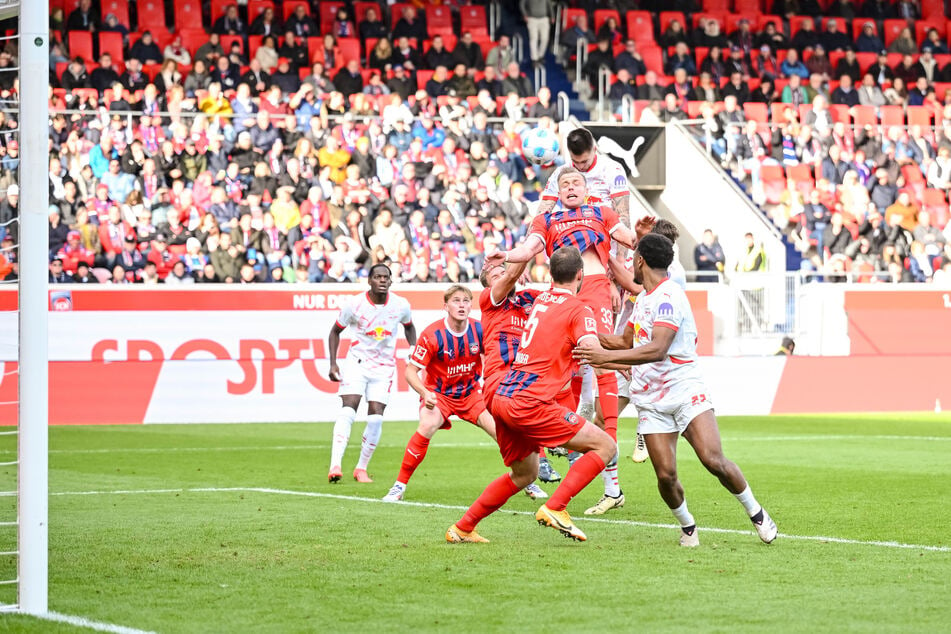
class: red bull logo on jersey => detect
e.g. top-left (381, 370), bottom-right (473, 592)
top-left (365, 326), bottom-right (393, 341)
top-left (633, 322), bottom-right (650, 343)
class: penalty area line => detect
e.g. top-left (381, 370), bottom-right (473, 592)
top-left (30, 611), bottom-right (156, 634)
top-left (50, 486), bottom-right (951, 553)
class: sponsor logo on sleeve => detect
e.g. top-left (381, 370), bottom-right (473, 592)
top-left (584, 317), bottom-right (597, 332)
top-left (657, 302), bottom-right (675, 318)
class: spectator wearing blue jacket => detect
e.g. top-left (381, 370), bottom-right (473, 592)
top-left (88, 136), bottom-right (118, 179)
top-left (780, 49), bottom-right (810, 79)
top-left (411, 115), bottom-right (446, 150)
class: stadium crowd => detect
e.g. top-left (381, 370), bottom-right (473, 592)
top-left (0, 0), bottom-right (949, 284)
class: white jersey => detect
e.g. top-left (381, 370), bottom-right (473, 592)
top-left (616, 249), bottom-right (687, 335)
top-left (542, 153), bottom-right (629, 207)
top-left (627, 278), bottom-right (704, 406)
top-left (335, 292), bottom-right (413, 376)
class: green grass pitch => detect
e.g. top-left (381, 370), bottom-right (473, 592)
top-left (1, 413), bottom-right (950, 632)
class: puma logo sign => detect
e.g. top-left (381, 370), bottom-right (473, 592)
top-left (597, 136), bottom-right (645, 178)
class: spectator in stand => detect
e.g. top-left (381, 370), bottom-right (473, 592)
top-left (49, 258), bottom-right (70, 283)
top-left (701, 46), bottom-right (726, 83)
top-left (213, 5), bottom-right (246, 36)
top-left (725, 45), bottom-right (751, 80)
top-left (728, 18), bottom-right (754, 54)
top-left (869, 50), bottom-right (895, 85)
top-left (919, 49), bottom-right (938, 83)
top-left (889, 28), bottom-right (917, 56)
top-left (561, 14), bottom-right (596, 54)
top-left (660, 18), bottom-right (690, 49)
top-left (927, 146), bottom-right (951, 190)
top-left (855, 23), bottom-right (884, 54)
top-left (638, 70), bottom-right (665, 101)
top-left (696, 72), bottom-right (721, 103)
top-left (250, 6), bottom-right (280, 37)
top-left (394, 37), bottom-right (422, 69)
top-left (196, 33), bottom-right (224, 67)
top-left (447, 64), bottom-right (477, 98)
top-left (486, 36), bottom-right (516, 73)
top-left (782, 74), bottom-right (809, 107)
top-left (884, 77), bottom-right (908, 105)
top-left (922, 28), bottom-right (948, 55)
top-left (755, 21), bottom-right (788, 52)
top-left (90, 53), bottom-right (121, 94)
top-left (279, 32), bottom-right (309, 74)
top-left (806, 44), bottom-right (832, 80)
top-left (868, 168), bottom-right (898, 212)
top-left (393, 6), bottom-right (427, 43)
top-left (609, 69), bottom-right (638, 112)
top-left (528, 86), bottom-right (558, 119)
top-left (660, 93), bottom-right (687, 122)
top-left (359, 7), bottom-right (388, 40)
top-left (501, 62), bottom-right (532, 98)
top-left (695, 18), bottom-right (727, 49)
top-left (781, 49), bottom-right (809, 79)
top-left (666, 41), bottom-right (697, 76)
top-left (424, 35), bottom-right (454, 71)
top-left (694, 229), bottom-right (725, 281)
top-left (885, 190), bottom-right (918, 232)
top-left (832, 75), bottom-right (860, 106)
top-left (210, 55), bottom-right (240, 92)
top-left (614, 40), bottom-right (646, 78)
top-left (285, 4), bottom-right (317, 38)
top-left (129, 31), bottom-right (162, 66)
top-left (61, 57), bottom-right (89, 91)
top-left (754, 44), bottom-right (780, 81)
top-left (908, 76), bottom-right (930, 106)
top-left (255, 36), bottom-right (279, 73)
top-left (424, 65), bottom-right (449, 98)
top-left (894, 54), bottom-right (923, 86)
top-left (241, 59), bottom-right (270, 96)
top-left (162, 35), bottom-right (191, 67)
top-left (477, 66), bottom-right (504, 98)
top-left (722, 71), bottom-right (751, 105)
top-left (68, 0), bottom-right (99, 32)
top-left (835, 48), bottom-right (861, 83)
top-left (453, 32), bottom-right (485, 74)
top-left (821, 19), bottom-right (851, 52)
top-left (331, 8), bottom-right (355, 39)
top-left (665, 68), bottom-right (697, 105)
top-left (386, 65), bottom-right (415, 101)
top-left (272, 57), bottom-right (301, 95)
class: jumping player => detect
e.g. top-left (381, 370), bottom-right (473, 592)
top-left (447, 247), bottom-right (617, 543)
top-left (486, 167), bottom-right (653, 515)
top-left (573, 234), bottom-right (779, 547)
top-left (383, 285), bottom-right (549, 501)
top-left (328, 264), bottom-right (416, 483)
top-left (479, 260), bottom-right (561, 485)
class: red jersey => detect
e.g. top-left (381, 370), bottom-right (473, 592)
top-left (410, 317), bottom-right (484, 398)
top-left (479, 288), bottom-right (539, 382)
top-left (495, 288), bottom-right (599, 402)
top-left (528, 203), bottom-right (622, 269)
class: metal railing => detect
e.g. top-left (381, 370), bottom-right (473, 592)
top-left (488, 0), bottom-right (500, 41)
top-left (533, 64), bottom-right (547, 90)
top-left (574, 39), bottom-right (587, 93)
top-left (620, 94), bottom-right (636, 123)
top-left (556, 90), bottom-right (570, 122)
top-left (597, 66), bottom-right (612, 122)
top-left (512, 32), bottom-right (525, 63)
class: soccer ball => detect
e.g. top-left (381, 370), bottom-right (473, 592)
top-left (521, 127), bottom-right (561, 165)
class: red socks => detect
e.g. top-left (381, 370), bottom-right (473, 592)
top-left (456, 473), bottom-right (521, 532)
top-left (596, 373), bottom-right (619, 441)
top-left (547, 452), bottom-right (606, 511)
top-left (396, 432), bottom-right (430, 484)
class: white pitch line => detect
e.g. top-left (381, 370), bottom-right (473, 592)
top-left (49, 486), bottom-right (951, 553)
top-left (1, 434), bottom-right (946, 456)
top-left (31, 611), bottom-right (156, 634)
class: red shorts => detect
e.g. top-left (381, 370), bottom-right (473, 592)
top-left (579, 273), bottom-right (614, 334)
top-left (424, 389), bottom-right (487, 430)
top-left (490, 394), bottom-right (585, 466)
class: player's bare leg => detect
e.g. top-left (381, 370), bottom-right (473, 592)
top-left (448, 453), bottom-right (540, 544)
top-left (353, 401), bottom-right (385, 483)
top-left (681, 410), bottom-right (777, 543)
top-left (643, 431), bottom-right (699, 546)
top-left (329, 394), bottom-right (362, 483)
top-left (383, 404), bottom-right (446, 502)
top-left (537, 421), bottom-right (617, 541)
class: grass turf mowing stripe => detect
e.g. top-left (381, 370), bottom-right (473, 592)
top-left (50, 486), bottom-right (951, 553)
top-left (33, 611), bottom-right (156, 634)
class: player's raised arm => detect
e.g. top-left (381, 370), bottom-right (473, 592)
top-left (608, 255), bottom-right (642, 295)
top-left (328, 321), bottom-right (345, 382)
top-left (486, 233), bottom-right (545, 267)
top-left (488, 260), bottom-right (530, 305)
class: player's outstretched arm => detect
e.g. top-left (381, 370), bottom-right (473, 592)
top-left (490, 260), bottom-right (530, 305)
top-left (328, 322), bottom-right (345, 382)
top-left (573, 326), bottom-right (675, 368)
top-left (599, 324), bottom-right (634, 351)
top-left (486, 234), bottom-right (544, 267)
top-left (405, 363), bottom-right (437, 409)
top-left (607, 255), bottom-right (642, 295)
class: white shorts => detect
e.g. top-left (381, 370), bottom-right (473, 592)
top-left (338, 360), bottom-right (394, 405)
top-left (615, 370), bottom-right (631, 404)
top-left (634, 381), bottom-right (714, 436)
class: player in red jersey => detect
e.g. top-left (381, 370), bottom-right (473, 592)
top-left (486, 167), bottom-right (654, 514)
top-left (382, 285), bottom-right (494, 502)
top-left (479, 260), bottom-right (561, 486)
top-left (446, 247), bottom-right (617, 543)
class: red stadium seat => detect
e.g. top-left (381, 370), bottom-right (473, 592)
top-left (881, 105), bottom-right (904, 127)
top-left (640, 44), bottom-right (663, 74)
top-left (830, 104), bottom-right (849, 124)
top-left (626, 12), bottom-right (654, 44)
top-left (135, 0), bottom-right (167, 30)
top-left (916, 21), bottom-right (945, 46)
top-left (473, 36), bottom-right (494, 60)
top-left (209, 0), bottom-right (232, 25)
top-left (320, 2), bottom-right (345, 33)
top-left (247, 0), bottom-right (275, 22)
top-left (923, 0), bottom-right (946, 19)
top-left (460, 5), bottom-right (488, 36)
top-left (758, 14), bottom-right (782, 33)
top-left (283, 0), bottom-right (310, 22)
top-left (593, 9), bottom-right (621, 35)
top-left (219, 34), bottom-right (243, 54)
top-left (173, 0), bottom-right (203, 31)
top-left (761, 165), bottom-right (786, 204)
top-left (735, 0), bottom-right (764, 12)
top-left (902, 165), bottom-right (926, 202)
top-left (852, 105), bottom-right (877, 127)
top-left (98, 31), bottom-right (124, 62)
top-left (787, 164), bottom-right (814, 197)
top-left (178, 29), bottom-right (207, 57)
top-left (338, 38), bottom-right (360, 65)
top-left (415, 69), bottom-right (434, 90)
top-left (725, 14), bottom-right (759, 34)
top-left (744, 102), bottom-right (767, 123)
top-left (99, 0), bottom-right (129, 27)
top-left (68, 31), bottom-right (93, 62)
top-left (562, 8), bottom-right (587, 30)
top-left (855, 52), bottom-right (877, 75)
top-left (702, 0), bottom-right (730, 11)
top-left (923, 188), bottom-right (950, 228)
top-left (788, 16), bottom-right (816, 40)
top-left (690, 12), bottom-right (725, 30)
top-left (770, 102), bottom-right (791, 123)
top-left (907, 105), bottom-right (933, 127)
top-left (426, 5), bottom-right (453, 37)
top-left (882, 19), bottom-right (907, 48)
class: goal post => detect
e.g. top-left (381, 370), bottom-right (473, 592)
top-left (18, 0), bottom-right (49, 616)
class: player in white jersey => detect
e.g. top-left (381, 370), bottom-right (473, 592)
top-left (538, 127), bottom-right (633, 515)
top-left (574, 234), bottom-right (778, 547)
top-left (327, 264), bottom-right (417, 484)
top-left (611, 219), bottom-right (686, 464)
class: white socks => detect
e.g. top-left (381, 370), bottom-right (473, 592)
top-left (671, 500), bottom-right (696, 529)
top-left (356, 414), bottom-right (383, 470)
top-left (577, 365), bottom-right (595, 420)
top-left (330, 406), bottom-right (357, 468)
top-left (733, 486), bottom-right (762, 517)
top-left (601, 454), bottom-right (621, 497)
